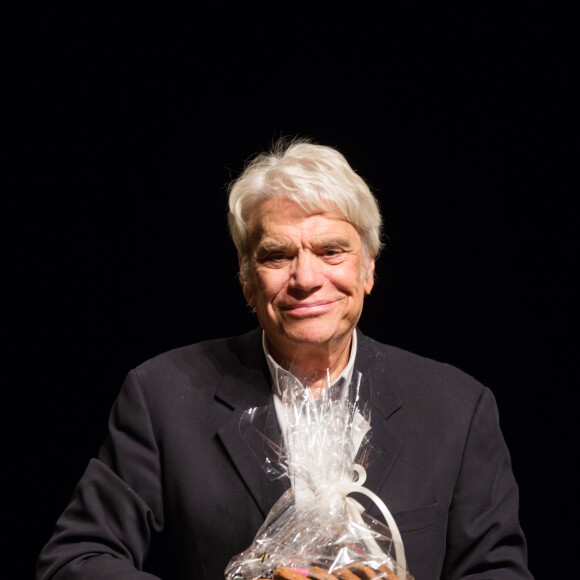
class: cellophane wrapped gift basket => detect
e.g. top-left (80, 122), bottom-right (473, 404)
top-left (225, 370), bottom-right (413, 580)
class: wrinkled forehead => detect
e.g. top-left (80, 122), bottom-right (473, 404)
top-left (247, 195), bottom-right (350, 239)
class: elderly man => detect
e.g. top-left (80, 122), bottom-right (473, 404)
top-left (37, 140), bottom-right (533, 580)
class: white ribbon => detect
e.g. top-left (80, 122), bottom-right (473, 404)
top-left (341, 464), bottom-right (407, 574)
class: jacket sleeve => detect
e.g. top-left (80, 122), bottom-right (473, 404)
top-left (36, 371), bottom-right (164, 579)
top-left (443, 387), bottom-right (533, 579)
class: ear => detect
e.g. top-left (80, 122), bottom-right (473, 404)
top-left (363, 257), bottom-right (375, 295)
top-left (238, 253), bottom-right (255, 307)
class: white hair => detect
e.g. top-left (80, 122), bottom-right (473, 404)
top-left (227, 138), bottom-right (383, 263)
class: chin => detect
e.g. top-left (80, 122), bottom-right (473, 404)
top-left (282, 320), bottom-right (346, 347)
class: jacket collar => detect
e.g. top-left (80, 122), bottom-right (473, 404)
top-left (215, 329), bottom-right (286, 516)
top-left (214, 328), bottom-right (271, 410)
top-left (353, 331), bottom-right (404, 515)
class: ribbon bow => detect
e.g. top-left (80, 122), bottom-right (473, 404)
top-left (342, 464), bottom-right (407, 573)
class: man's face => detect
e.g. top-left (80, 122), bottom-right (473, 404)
top-left (242, 197), bottom-right (374, 361)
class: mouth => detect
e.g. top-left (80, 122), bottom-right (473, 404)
top-left (281, 300), bottom-right (336, 317)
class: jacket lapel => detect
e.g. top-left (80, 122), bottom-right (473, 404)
top-left (354, 331), bottom-right (404, 515)
top-left (215, 329), bottom-right (290, 518)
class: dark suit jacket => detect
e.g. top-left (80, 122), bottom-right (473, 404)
top-left (37, 328), bottom-right (532, 580)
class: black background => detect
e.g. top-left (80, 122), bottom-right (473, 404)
top-left (6, 3), bottom-right (578, 578)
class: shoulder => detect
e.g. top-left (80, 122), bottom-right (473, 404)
top-left (124, 328), bottom-right (264, 399)
top-left (357, 331), bottom-right (489, 413)
top-left (137, 328), bottom-right (261, 371)
top-left (357, 332), bottom-right (503, 468)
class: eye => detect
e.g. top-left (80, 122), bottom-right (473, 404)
top-left (321, 247), bottom-right (346, 262)
top-left (256, 250), bottom-right (290, 266)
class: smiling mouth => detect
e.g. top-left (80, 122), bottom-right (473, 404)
top-left (281, 301), bottom-right (336, 316)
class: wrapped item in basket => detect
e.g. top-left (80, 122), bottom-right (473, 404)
top-left (225, 369), bottom-right (414, 580)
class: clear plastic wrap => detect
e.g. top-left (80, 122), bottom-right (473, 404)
top-left (225, 369), bottom-right (413, 580)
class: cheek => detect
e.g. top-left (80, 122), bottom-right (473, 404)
top-left (254, 270), bottom-right (288, 301)
top-left (331, 265), bottom-right (366, 293)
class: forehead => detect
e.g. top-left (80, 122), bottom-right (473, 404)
top-left (249, 197), bottom-right (360, 245)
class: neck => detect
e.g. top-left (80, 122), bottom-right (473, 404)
top-left (267, 333), bottom-right (353, 390)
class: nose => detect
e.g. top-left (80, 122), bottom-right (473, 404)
top-left (289, 251), bottom-right (322, 292)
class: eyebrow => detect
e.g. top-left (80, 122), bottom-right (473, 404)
top-left (254, 241), bottom-right (293, 254)
top-left (254, 237), bottom-right (353, 254)
top-left (316, 237), bottom-right (352, 248)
